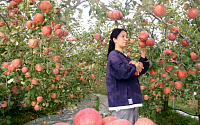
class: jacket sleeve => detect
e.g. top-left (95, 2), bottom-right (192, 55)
top-left (138, 56), bottom-right (149, 76)
top-left (109, 52), bottom-right (136, 80)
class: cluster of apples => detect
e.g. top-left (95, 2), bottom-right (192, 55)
top-left (52, 108), bottom-right (155, 125)
top-left (138, 31), bottom-right (155, 48)
top-left (106, 10), bottom-right (123, 21)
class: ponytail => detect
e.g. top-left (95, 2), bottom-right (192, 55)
top-left (107, 28), bottom-right (127, 58)
top-left (107, 39), bottom-right (115, 58)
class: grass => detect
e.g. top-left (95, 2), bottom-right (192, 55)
top-left (0, 105), bottom-right (64, 125)
top-left (151, 109), bottom-right (199, 125)
top-left (168, 95), bottom-right (198, 116)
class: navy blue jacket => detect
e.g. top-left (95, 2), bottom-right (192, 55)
top-left (106, 50), bottom-right (149, 109)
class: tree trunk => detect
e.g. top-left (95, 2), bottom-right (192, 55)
top-left (163, 94), bottom-right (169, 110)
top-left (198, 98), bottom-right (200, 124)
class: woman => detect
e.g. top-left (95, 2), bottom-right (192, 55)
top-left (106, 28), bottom-right (149, 124)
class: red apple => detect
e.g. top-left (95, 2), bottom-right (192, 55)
top-left (188, 69), bottom-right (197, 75)
top-left (149, 78), bottom-right (156, 83)
top-left (160, 59), bottom-right (165, 64)
top-left (138, 41), bottom-right (146, 48)
top-left (109, 119), bottom-right (132, 125)
top-left (54, 24), bottom-right (61, 31)
top-left (181, 39), bottom-right (189, 47)
top-left (40, 1), bottom-right (52, 13)
top-left (190, 52), bottom-right (197, 60)
top-left (34, 104), bottom-right (40, 111)
top-left (146, 38), bottom-right (155, 46)
top-left (177, 70), bottom-right (187, 78)
top-left (111, 10), bottom-right (123, 20)
top-left (11, 1), bottom-right (18, 8)
top-left (29, 39), bottom-right (38, 48)
top-left (153, 4), bottom-right (166, 17)
top-left (32, 79), bottom-right (38, 85)
top-left (53, 68), bottom-right (59, 74)
top-left (106, 11), bottom-right (112, 19)
top-left (35, 64), bottom-right (42, 71)
top-left (144, 95), bottom-right (149, 100)
top-left (135, 118), bottom-right (155, 125)
top-left (91, 74), bottom-right (96, 78)
top-left (53, 6), bottom-right (61, 14)
top-left (140, 86), bottom-right (145, 90)
top-left (74, 108), bottom-right (102, 125)
top-left (164, 87), bottom-right (171, 94)
top-left (33, 13), bottom-right (44, 25)
top-left (170, 26), bottom-right (179, 35)
top-left (164, 49), bottom-right (173, 56)
top-left (175, 81), bottom-right (183, 90)
top-left (159, 82), bottom-right (164, 88)
top-left (2, 62), bottom-right (11, 69)
top-left (53, 55), bottom-right (61, 62)
top-left (63, 30), bottom-right (69, 36)
top-left (129, 39), bottom-right (134, 44)
top-left (1, 101), bottom-right (7, 107)
top-left (126, 52), bottom-right (131, 57)
top-left (8, 64), bottom-right (16, 71)
top-left (26, 20), bottom-right (36, 30)
top-left (55, 29), bottom-right (63, 38)
top-left (168, 33), bottom-right (176, 41)
top-left (42, 26), bottom-right (52, 36)
top-left (0, 32), bottom-right (7, 42)
top-left (102, 116), bottom-right (118, 125)
top-left (21, 67), bottom-right (28, 73)
top-left (187, 8), bottom-right (198, 19)
top-left (51, 93), bottom-right (57, 98)
top-left (150, 69), bottom-right (157, 75)
top-left (37, 96), bottom-right (43, 102)
top-left (94, 33), bottom-right (102, 40)
top-left (139, 31), bottom-right (148, 41)
top-left (144, 19), bottom-right (148, 24)
top-left (195, 63), bottom-right (200, 71)
top-left (0, 21), bottom-right (5, 26)
top-left (168, 19), bottom-right (173, 24)
top-left (12, 58), bottom-right (22, 68)
top-left (31, 101), bottom-right (36, 106)
top-left (166, 65), bottom-right (173, 72)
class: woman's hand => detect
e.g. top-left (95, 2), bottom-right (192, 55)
top-left (135, 62), bottom-right (144, 75)
top-left (141, 47), bottom-right (146, 58)
top-left (129, 61), bottom-right (144, 76)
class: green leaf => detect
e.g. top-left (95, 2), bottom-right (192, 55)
top-left (0, 75), bottom-right (6, 79)
top-left (89, 8), bottom-right (92, 16)
top-left (115, 21), bottom-right (119, 26)
top-left (6, 119), bottom-right (11, 124)
top-left (18, 3), bottom-right (24, 10)
top-left (195, 94), bottom-right (200, 100)
top-left (1, 67), bottom-right (7, 72)
top-left (6, 116), bottom-right (12, 119)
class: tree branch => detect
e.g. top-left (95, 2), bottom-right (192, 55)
top-left (145, 12), bottom-right (189, 40)
top-left (73, 0), bottom-right (88, 9)
top-left (126, 0), bottom-right (133, 5)
top-left (0, 13), bottom-right (11, 32)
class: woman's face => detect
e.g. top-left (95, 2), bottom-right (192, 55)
top-left (114, 31), bottom-right (128, 49)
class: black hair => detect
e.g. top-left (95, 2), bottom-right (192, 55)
top-left (107, 28), bottom-right (127, 58)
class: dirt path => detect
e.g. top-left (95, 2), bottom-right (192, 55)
top-left (23, 94), bottom-right (113, 125)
